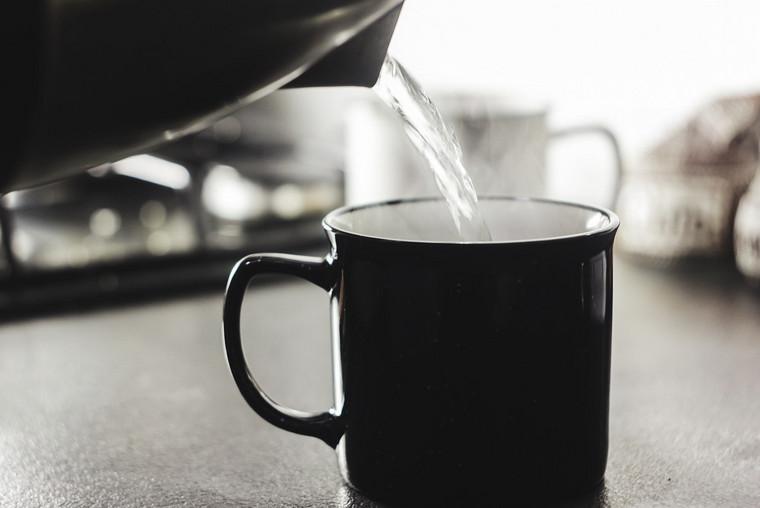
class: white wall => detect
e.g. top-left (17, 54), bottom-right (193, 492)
top-left (389, 0), bottom-right (760, 158)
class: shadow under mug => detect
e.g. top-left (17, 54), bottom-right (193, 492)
top-left (223, 197), bottom-right (619, 506)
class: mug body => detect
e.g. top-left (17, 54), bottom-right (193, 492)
top-left (324, 197), bottom-right (617, 505)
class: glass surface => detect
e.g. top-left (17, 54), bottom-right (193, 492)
top-left (325, 197), bottom-right (618, 243)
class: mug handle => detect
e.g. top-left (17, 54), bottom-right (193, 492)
top-left (548, 125), bottom-right (623, 208)
top-left (223, 253), bottom-right (345, 448)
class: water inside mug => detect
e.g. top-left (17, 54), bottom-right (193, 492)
top-left (325, 197), bottom-right (616, 243)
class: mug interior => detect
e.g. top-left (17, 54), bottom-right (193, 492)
top-left (324, 197), bottom-right (618, 243)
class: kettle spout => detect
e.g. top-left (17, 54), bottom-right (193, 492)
top-left (286, 1), bottom-right (404, 88)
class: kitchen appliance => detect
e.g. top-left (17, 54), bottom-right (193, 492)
top-left (0, 97), bottom-right (346, 316)
top-left (9, 0), bottom-right (403, 190)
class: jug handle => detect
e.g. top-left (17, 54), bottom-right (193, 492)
top-left (549, 125), bottom-right (623, 209)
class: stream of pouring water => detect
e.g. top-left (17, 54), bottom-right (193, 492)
top-left (373, 56), bottom-right (492, 241)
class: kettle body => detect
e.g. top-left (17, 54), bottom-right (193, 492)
top-left (7, 0), bottom-right (403, 191)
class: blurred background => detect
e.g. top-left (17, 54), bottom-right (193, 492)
top-left (391, 0), bottom-right (760, 154)
top-left (2, 0), bottom-right (760, 315)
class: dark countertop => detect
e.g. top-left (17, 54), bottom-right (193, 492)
top-left (1, 257), bottom-right (759, 507)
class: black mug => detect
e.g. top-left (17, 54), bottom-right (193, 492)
top-left (223, 197), bottom-right (619, 505)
